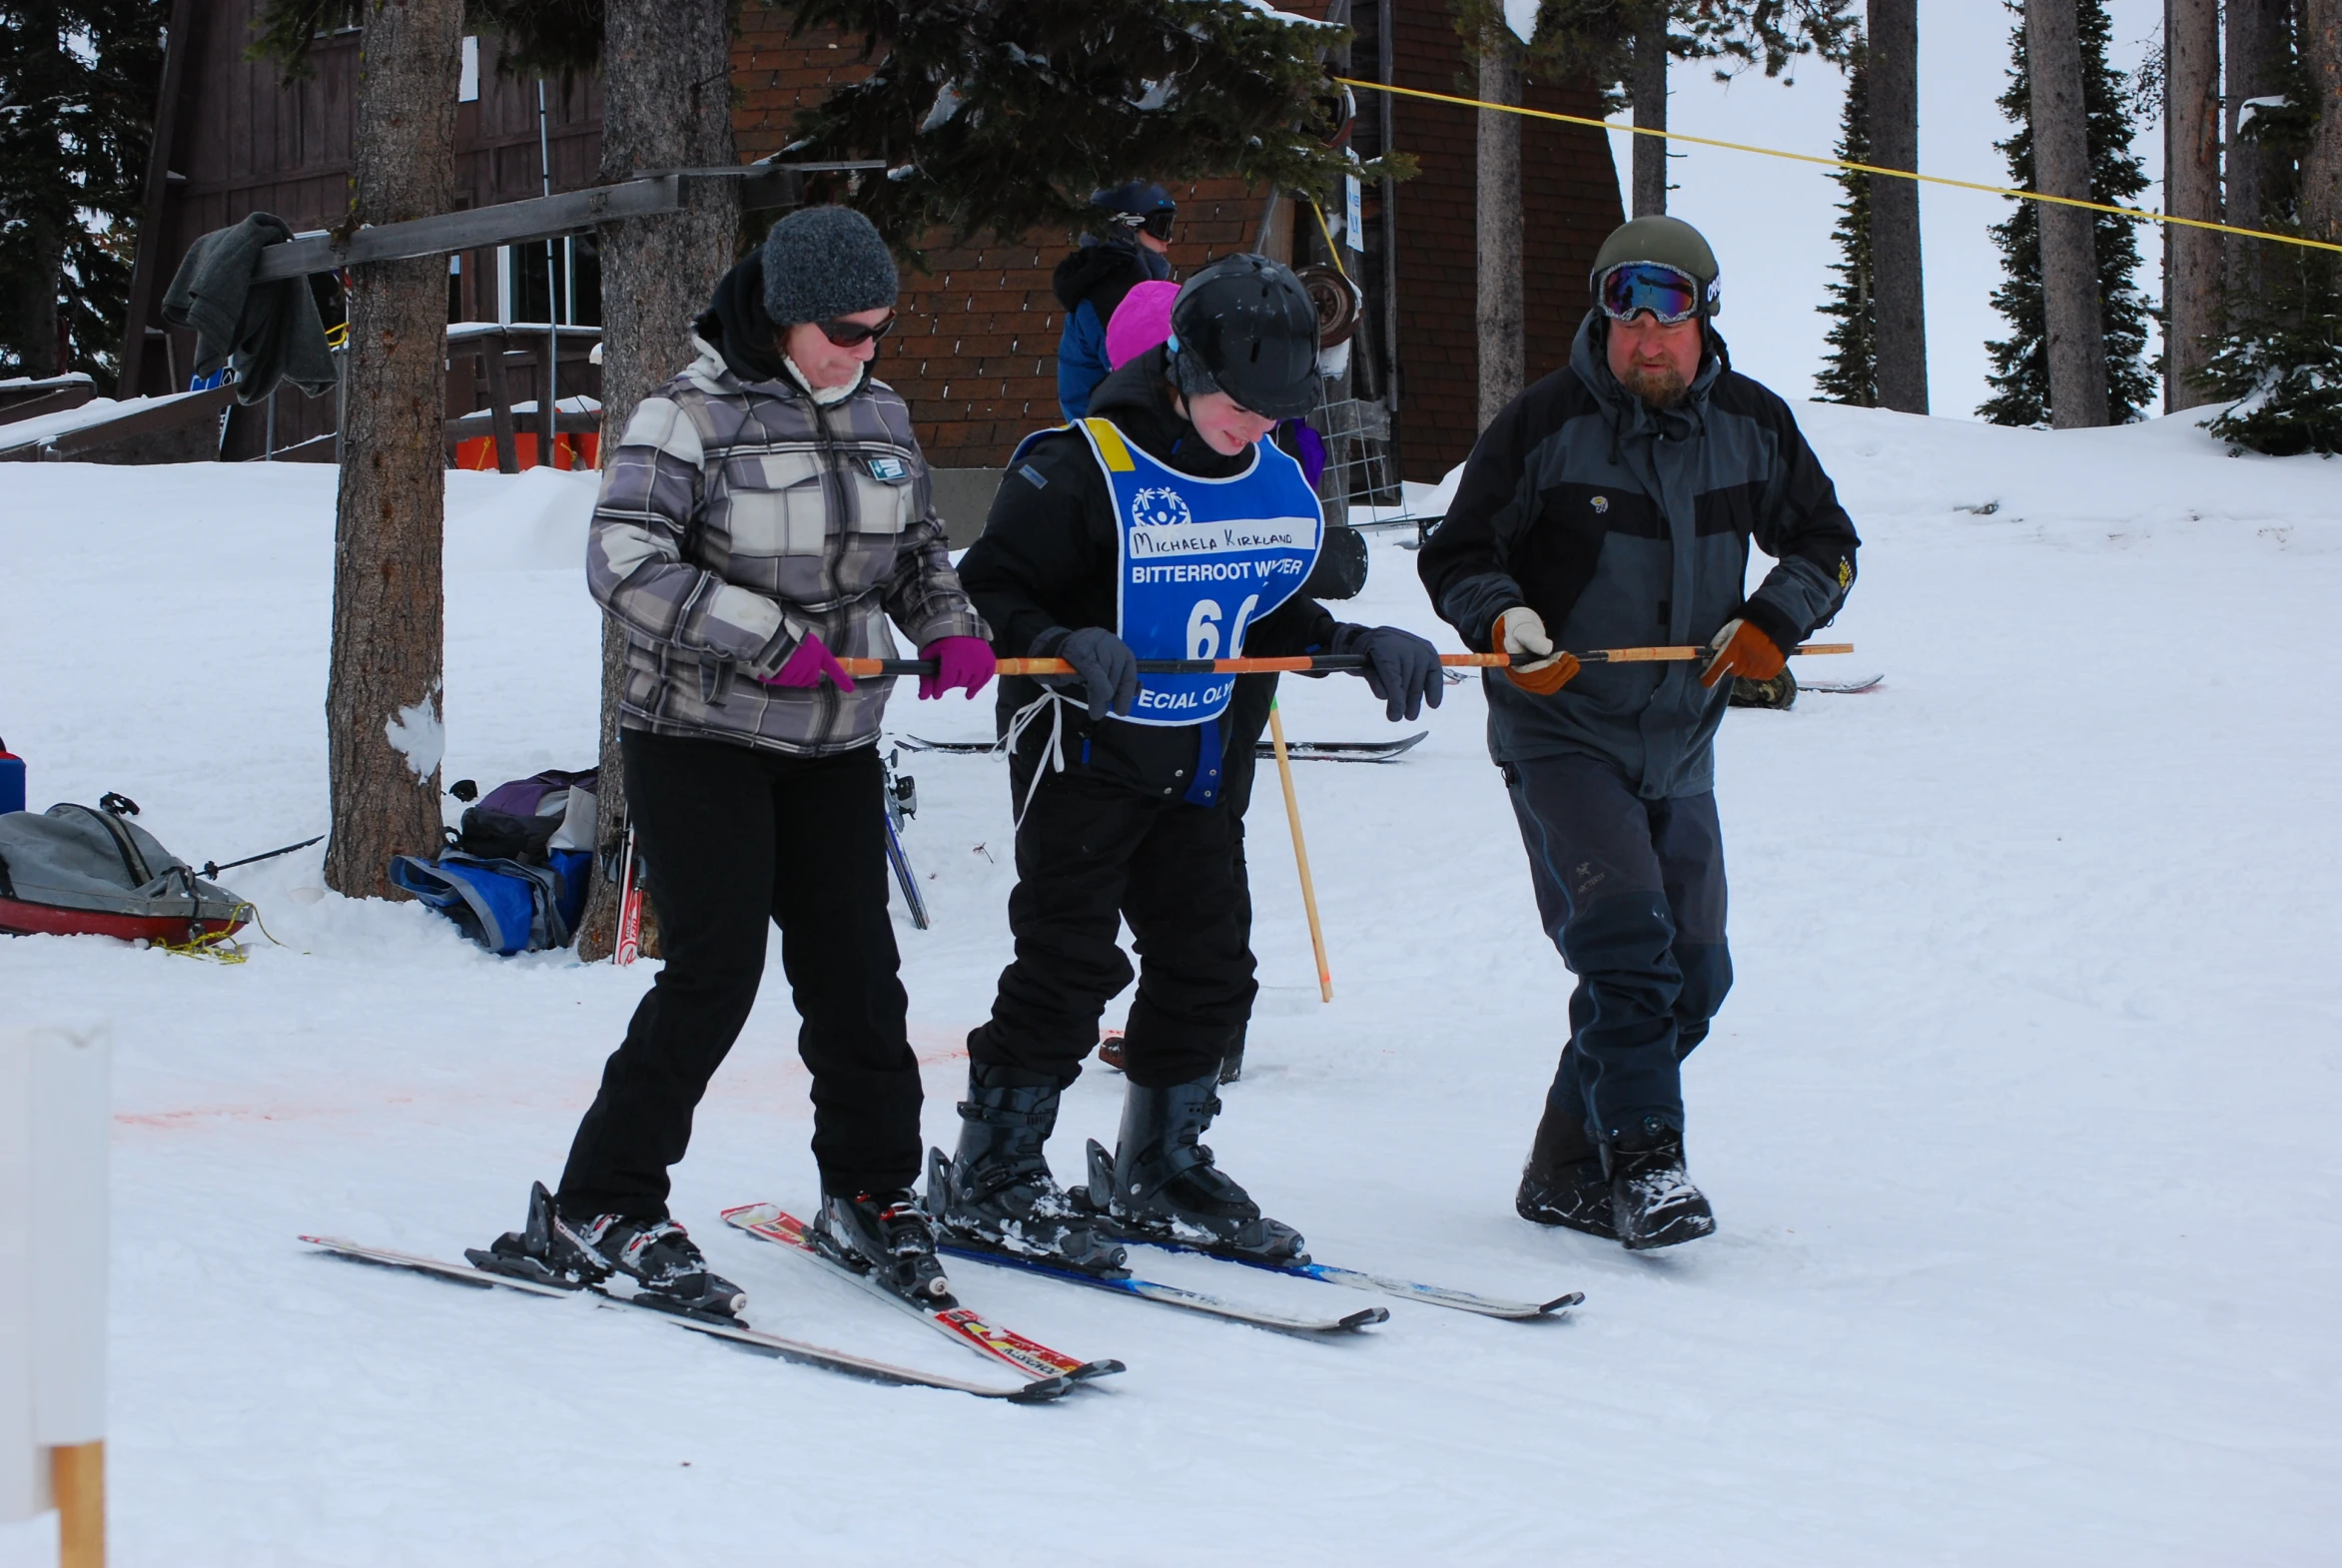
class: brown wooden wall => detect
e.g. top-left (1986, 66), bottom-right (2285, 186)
top-left (127, 0), bottom-right (1622, 480)
top-left (1383, 7), bottom-right (1623, 478)
top-left (123, 0), bottom-right (601, 424)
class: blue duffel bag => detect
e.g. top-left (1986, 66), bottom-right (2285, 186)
top-left (389, 768), bottom-right (595, 955)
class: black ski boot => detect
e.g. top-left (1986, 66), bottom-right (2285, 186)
top-left (1606, 1116), bottom-right (1716, 1250)
top-left (1082, 1072), bottom-right (1306, 1264)
top-left (929, 1066), bottom-right (1126, 1274)
top-left (469, 1180), bottom-right (747, 1318)
top-left (814, 1188), bottom-right (955, 1305)
top-left (1515, 1107), bottom-right (1618, 1240)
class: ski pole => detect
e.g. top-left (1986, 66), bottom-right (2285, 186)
top-left (198, 833), bottom-right (325, 880)
top-left (1266, 698), bottom-right (1333, 1005)
top-left (835, 642), bottom-right (1855, 678)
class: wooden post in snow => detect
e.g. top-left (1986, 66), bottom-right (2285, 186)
top-left (1, 1027), bottom-right (111, 1567)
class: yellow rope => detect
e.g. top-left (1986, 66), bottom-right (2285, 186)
top-left (1307, 198), bottom-right (1355, 285)
top-left (1337, 76), bottom-right (2342, 258)
top-left (151, 901), bottom-right (285, 964)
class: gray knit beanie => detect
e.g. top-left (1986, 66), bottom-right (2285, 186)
top-left (761, 206), bottom-right (899, 326)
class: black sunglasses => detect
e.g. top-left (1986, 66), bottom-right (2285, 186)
top-left (817, 313), bottom-right (896, 348)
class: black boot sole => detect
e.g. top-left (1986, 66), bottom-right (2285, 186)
top-left (1515, 1195), bottom-right (1622, 1242)
top-left (1619, 1209), bottom-right (1717, 1251)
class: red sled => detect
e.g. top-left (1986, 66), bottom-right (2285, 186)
top-left (0, 897), bottom-right (245, 944)
top-left (0, 802), bottom-right (248, 944)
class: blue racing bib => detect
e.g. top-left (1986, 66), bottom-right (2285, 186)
top-left (1066, 416), bottom-right (1322, 728)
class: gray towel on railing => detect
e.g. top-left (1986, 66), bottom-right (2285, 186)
top-left (160, 212), bottom-right (336, 404)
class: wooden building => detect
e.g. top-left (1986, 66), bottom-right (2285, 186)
top-left (120, 0), bottom-right (1622, 482)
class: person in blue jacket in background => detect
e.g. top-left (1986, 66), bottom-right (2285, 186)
top-left (1054, 182), bottom-right (1176, 421)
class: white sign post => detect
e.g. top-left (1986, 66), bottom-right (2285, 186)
top-left (1, 1027), bottom-right (110, 1568)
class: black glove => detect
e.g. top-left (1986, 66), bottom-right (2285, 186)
top-left (1036, 625), bottom-right (1140, 721)
top-left (1341, 624), bottom-right (1446, 723)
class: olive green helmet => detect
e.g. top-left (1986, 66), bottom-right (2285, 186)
top-left (1588, 216), bottom-right (1722, 318)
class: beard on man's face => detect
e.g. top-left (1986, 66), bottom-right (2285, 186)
top-left (1618, 360), bottom-right (1691, 408)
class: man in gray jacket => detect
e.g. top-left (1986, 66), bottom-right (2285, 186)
top-left (479, 207), bottom-right (995, 1315)
top-left (1417, 216), bottom-right (1859, 1250)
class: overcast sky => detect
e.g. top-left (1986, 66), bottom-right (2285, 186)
top-left (1521, 1), bottom-right (2173, 418)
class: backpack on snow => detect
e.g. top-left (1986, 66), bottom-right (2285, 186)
top-left (388, 769), bottom-right (596, 955)
top-left (0, 795), bottom-right (247, 943)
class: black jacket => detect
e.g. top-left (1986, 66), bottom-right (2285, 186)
top-left (958, 350), bottom-right (1351, 802)
top-left (1417, 313), bottom-right (1860, 797)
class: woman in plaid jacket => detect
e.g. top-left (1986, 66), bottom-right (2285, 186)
top-left (478, 208), bottom-right (993, 1316)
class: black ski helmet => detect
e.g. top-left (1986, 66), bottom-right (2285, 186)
top-left (1091, 181), bottom-right (1177, 239)
top-left (1166, 254), bottom-right (1321, 419)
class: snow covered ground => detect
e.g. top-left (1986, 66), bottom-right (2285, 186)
top-left (3, 407), bottom-right (2339, 1565)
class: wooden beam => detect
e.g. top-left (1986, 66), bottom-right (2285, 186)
top-left (248, 159), bottom-right (878, 284)
top-left (253, 176), bottom-right (684, 282)
top-left (0, 384), bottom-right (233, 461)
top-left (0, 385), bottom-right (95, 428)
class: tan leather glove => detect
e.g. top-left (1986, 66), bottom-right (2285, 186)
top-left (1493, 608), bottom-right (1581, 695)
top-left (1700, 617), bottom-right (1787, 688)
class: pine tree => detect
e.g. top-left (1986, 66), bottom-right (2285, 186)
top-left (1977, 0), bottom-right (2153, 426)
top-left (772, 0), bottom-right (1399, 254)
top-left (2196, 241), bottom-right (2342, 453)
top-left (0, 1), bottom-right (166, 387)
top-left (1815, 41), bottom-right (1876, 405)
top-left (2193, 7), bottom-right (2342, 455)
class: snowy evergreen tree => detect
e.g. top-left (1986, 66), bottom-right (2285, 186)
top-left (773, 0), bottom-right (1398, 253)
top-left (0, 0), bottom-right (166, 387)
top-left (2191, 6), bottom-right (2342, 455)
top-left (1815, 41), bottom-right (1876, 405)
top-left (1978, 0), bottom-right (2154, 427)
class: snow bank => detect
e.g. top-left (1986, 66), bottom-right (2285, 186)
top-left (1, 406), bottom-right (2337, 1565)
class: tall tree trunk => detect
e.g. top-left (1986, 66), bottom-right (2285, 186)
top-left (2026, 0), bottom-right (2109, 427)
top-left (1867, 0), bottom-right (1928, 413)
top-left (1631, 3), bottom-right (1669, 217)
top-left (18, 223), bottom-right (65, 379)
top-left (13, 3), bottom-right (66, 378)
top-left (573, 0), bottom-right (741, 960)
top-left (2303, 0), bottom-right (2342, 243)
top-left (2227, 0), bottom-right (2295, 294)
top-left (323, 0), bottom-right (463, 897)
top-left (1475, 20), bottom-right (1523, 428)
top-left (2164, 0), bottom-right (2221, 410)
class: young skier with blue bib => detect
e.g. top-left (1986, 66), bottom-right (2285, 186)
top-left (939, 255), bottom-right (1444, 1269)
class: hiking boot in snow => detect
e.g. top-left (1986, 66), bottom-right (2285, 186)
top-left (814, 1188), bottom-right (955, 1305)
top-left (469, 1180), bottom-right (748, 1318)
top-left (929, 1066), bottom-right (1126, 1274)
top-left (1605, 1116), bottom-right (1715, 1250)
top-left (1082, 1072), bottom-right (1306, 1264)
top-left (1515, 1106), bottom-right (1618, 1240)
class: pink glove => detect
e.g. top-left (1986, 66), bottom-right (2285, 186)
top-left (919, 636), bottom-right (997, 700)
top-left (758, 634), bottom-right (855, 691)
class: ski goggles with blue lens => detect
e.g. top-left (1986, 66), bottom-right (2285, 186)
top-left (1595, 261), bottom-right (1709, 325)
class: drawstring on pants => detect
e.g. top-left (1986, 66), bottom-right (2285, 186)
top-left (1001, 686), bottom-right (1076, 831)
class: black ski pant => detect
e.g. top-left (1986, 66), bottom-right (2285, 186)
top-left (969, 764), bottom-right (1255, 1092)
top-left (1504, 753), bottom-right (1732, 1148)
top-left (1218, 674), bottom-right (1275, 1057)
top-left (557, 730), bottom-right (920, 1220)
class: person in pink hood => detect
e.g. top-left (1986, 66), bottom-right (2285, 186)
top-left (1104, 280), bottom-right (1179, 374)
